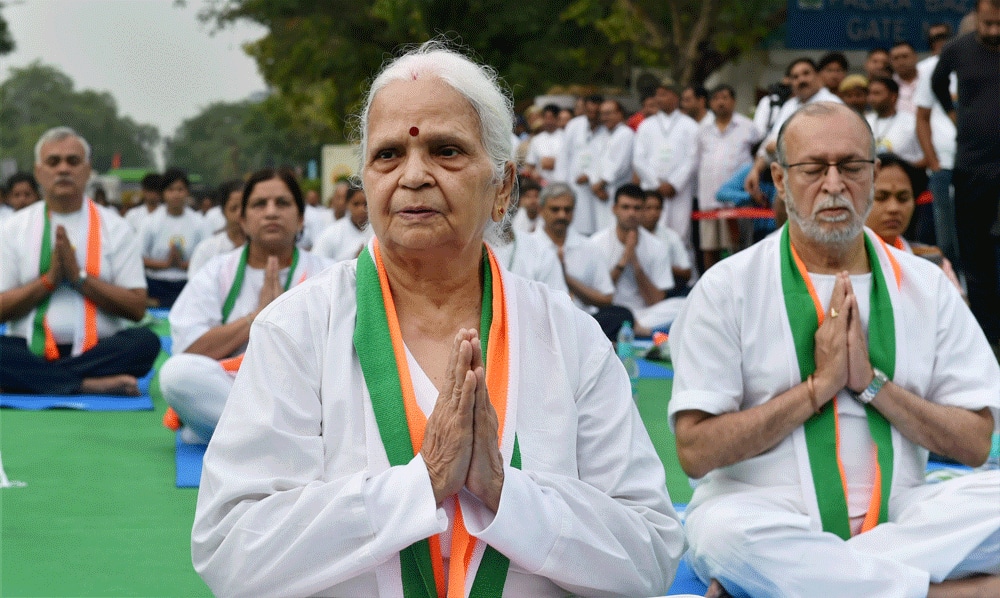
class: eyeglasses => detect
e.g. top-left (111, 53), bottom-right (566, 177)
top-left (42, 155), bottom-right (85, 167)
top-left (781, 159), bottom-right (875, 183)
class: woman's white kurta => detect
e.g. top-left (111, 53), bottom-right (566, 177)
top-left (192, 256), bottom-right (686, 597)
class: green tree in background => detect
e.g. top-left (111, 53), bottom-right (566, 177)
top-left (202, 0), bottom-right (783, 143)
top-left (0, 63), bottom-right (159, 171)
top-left (0, 2), bottom-right (14, 56)
top-left (164, 96), bottom-right (317, 187)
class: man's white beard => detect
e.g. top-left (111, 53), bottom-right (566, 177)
top-left (785, 187), bottom-right (872, 246)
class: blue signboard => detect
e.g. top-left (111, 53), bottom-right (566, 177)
top-left (786, 0), bottom-right (971, 51)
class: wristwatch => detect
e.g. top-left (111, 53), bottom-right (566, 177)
top-left (73, 268), bottom-right (88, 290)
top-left (853, 367), bottom-right (888, 405)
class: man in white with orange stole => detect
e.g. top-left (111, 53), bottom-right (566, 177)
top-left (670, 102), bottom-right (1000, 597)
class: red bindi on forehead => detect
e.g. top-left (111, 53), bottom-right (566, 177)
top-left (409, 126), bottom-right (419, 137)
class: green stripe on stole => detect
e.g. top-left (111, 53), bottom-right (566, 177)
top-left (779, 226), bottom-right (894, 540)
top-left (30, 210), bottom-right (54, 355)
top-left (353, 246), bottom-right (521, 597)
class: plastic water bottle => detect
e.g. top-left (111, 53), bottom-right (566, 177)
top-left (617, 321), bottom-right (639, 399)
top-left (984, 432), bottom-right (1000, 471)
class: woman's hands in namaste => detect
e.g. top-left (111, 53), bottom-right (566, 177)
top-left (421, 329), bottom-right (505, 512)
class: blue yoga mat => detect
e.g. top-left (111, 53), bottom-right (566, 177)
top-left (667, 558), bottom-right (709, 595)
top-left (175, 432), bottom-right (206, 488)
top-left (638, 359), bottom-right (673, 379)
top-left (148, 307), bottom-right (171, 320)
top-left (0, 369), bottom-right (155, 411)
top-left (160, 336), bottom-right (173, 355)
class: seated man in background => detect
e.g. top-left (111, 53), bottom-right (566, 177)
top-left (533, 182), bottom-right (627, 341)
top-left (589, 184), bottom-right (682, 333)
top-left (313, 185), bottom-right (372, 262)
top-left (641, 190), bottom-right (692, 295)
top-left (670, 102), bottom-right (999, 597)
top-left (139, 167), bottom-right (208, 308)
top-left (0, 127), bottom-right (159, 396)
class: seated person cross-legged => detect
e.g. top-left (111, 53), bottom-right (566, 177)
top-left (670, 103), bottom-right (1000, 598)
top-left (0, 127), bottom-right (159, 396)
top-left (159, 169), bottom-right (330, 444)
top-left (190, 43), bottom-right (686, 597)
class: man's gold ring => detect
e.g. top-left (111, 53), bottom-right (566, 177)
top-left (830, 308), bottom-right (839, 319)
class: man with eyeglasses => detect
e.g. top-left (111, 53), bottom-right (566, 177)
top-left (0, 127), bottom-right (160, 396)
top-left (669, 102), bottom-right (999, 597)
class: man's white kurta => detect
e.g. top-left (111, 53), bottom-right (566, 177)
top-left (696, 114), bottom-right (759, 211)
top-left (559, 115), bottom-right (602, 235)
top-left (668, 228), bottom-right (1000, 596)
top-left (192, 253), bottom-right (686, 597)
top-left (533, 228), bottom-right (614, 313)
top-left (632, 110), bottom-right (700, 244)
top-left (590, 123), bottom-right (635, 232)
top-left (488, 232), bottom-right (568, 295)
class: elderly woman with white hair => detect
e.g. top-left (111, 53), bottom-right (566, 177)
top-left (191, 42), bottom-right (686, 598)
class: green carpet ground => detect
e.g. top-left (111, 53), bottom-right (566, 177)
top-left (1, 338), bottom-right (686, 597)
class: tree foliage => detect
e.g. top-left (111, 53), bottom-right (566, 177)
top-left (163, 96), bottom-right (317, 187)
top-left (203, 0), bottom-right (783, 143)
top-left (0, 3), bottom-right (14, 56)
top-left (0, 63), bottom-right (159, 171)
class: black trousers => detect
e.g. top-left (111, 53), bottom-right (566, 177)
top-left (953, 165), bottom-right (1000, 345)
top-left (0, 327), bottom-right (160, 395)
top-left (146, 277), bottom-right (187, 309)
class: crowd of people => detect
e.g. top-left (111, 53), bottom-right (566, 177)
top-left (1, 2), bottom-right (999, 596)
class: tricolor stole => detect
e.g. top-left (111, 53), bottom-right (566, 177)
top-left (779, 225), bottom-right (900, 540)
top-left (354, 240), bottom-right (521, 598)
top-left (31, 199), bottom-right (102, 360)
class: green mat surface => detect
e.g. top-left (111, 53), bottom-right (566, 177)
top-left (1, 350), bottom-right (685, 597)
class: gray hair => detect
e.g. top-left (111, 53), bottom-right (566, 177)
top-left (35, 126), bottom-right (92, 165)
top-left (539, 182), bottom-right (575, 207)
top-left (774, 102), bottom-right (876, 166)
top-left (354, 40), bottom-right (517, 239)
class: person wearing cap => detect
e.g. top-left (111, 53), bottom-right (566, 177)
top-left (839, 74), bottom-right (870, 115)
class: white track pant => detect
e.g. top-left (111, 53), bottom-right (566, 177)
top-left (159, 353), bottom-right (235, 443)
top-left (684, 471), bottom-right (1000, 598)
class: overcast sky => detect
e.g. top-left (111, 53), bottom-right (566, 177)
top-left (1, 0), bottom-right (269, 139)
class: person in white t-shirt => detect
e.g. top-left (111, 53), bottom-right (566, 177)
top-left (866, 77), bottom-right (925, 167)
top-left (642, 190), bottom-right (693, 294)
top-left (525, 104), bottom-right (564, 184)
top-left (124, 172), bottom-right (163, 233)
top-left (0, 127), bottom-right (159, 396)
top-left (188, 180), bottom-right (246, 277)
top-left (313, 185), bottom-right (372, 262)
top-left (139, 168), bottom-right (208, 308)
top-left (299, 189), bottom-right (335, 250)
top-left (160, 168), bottom-right (331, 444)
top-left (914, 22), bottom-right (960, 267)
top-left (588, 184), bottom-right (681, 333)
top-left (510, 176), bottom-right (541, 233)
top-left (890, 41), bottom-right (920, 115)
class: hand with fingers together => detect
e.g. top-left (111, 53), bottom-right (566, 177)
top-left (812, 272), bottom-right (851, 405)
top-left (843, 277), bottom-right (874, 394)
top-left (420, 329), bottom-right (496, 508)
top-left (464, 331), bottom-right (505, 512)
top-left (54, 225), bottom-right (82, 286)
